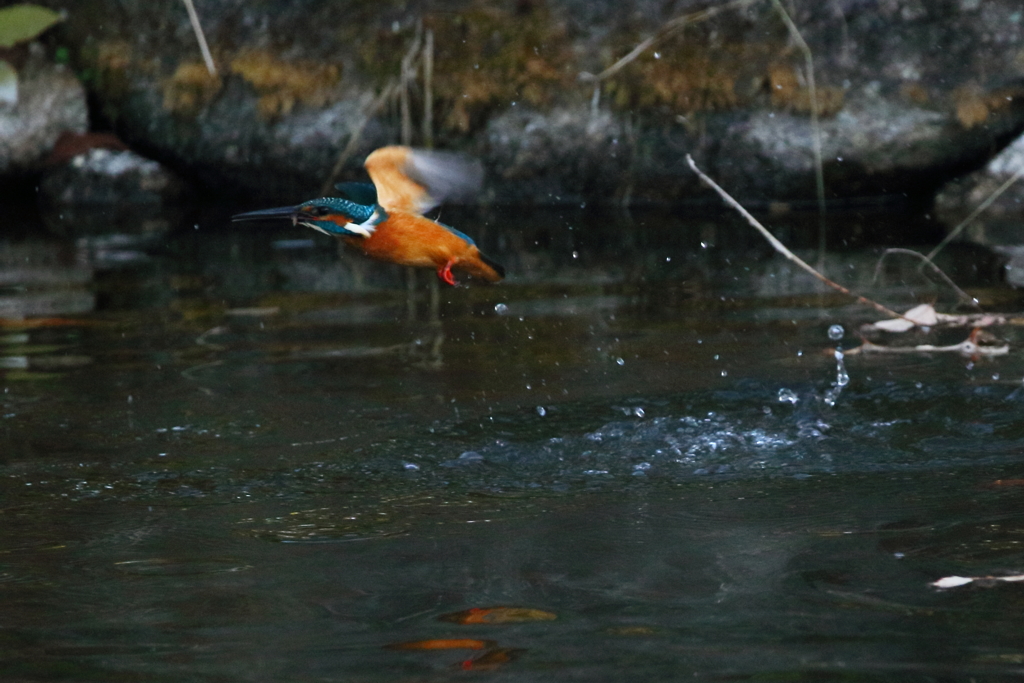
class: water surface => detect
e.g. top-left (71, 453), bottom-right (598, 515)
top-left (3, 203), bottom-right (1024, 681)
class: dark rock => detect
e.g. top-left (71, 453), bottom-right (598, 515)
top-left (933, 131), bottom-right (1024, 287)
top-left (38, 144), bottom-right (186, 239)
top-left (934, 133), bottom-right (1024, 226)
top-left (37, 0), bottom-right (1024, 204)
top-left (39, 147), bottom-right (186, 205)
top-left (0, 44), bottom-right (87, 174)
top-left (44, 131), bottom-right (129, 166)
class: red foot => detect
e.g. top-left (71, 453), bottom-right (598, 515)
top-left (438, 258), bottom-right (459, 286)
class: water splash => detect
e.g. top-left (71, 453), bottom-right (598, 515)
top-left (777, 388), bottom-right (799, 405)
top-left (823, 324), bottom-right (851, 407)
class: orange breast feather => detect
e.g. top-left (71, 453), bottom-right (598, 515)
top-left (349, 212), bottom-right (461, 267)
top-left (346, 212), bottom-right (502, 283)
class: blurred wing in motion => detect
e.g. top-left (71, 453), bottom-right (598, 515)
top-left (364, 146), bottom-right (482, 214)
top-left (333, 181), bottom-right (378, 206)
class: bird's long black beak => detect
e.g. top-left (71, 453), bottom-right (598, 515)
top-left (231, 206), bottom-right (300, 224)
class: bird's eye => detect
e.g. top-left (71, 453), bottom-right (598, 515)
top-left (312, 206), bottom-right (330, 216)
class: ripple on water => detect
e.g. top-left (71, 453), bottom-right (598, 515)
top-left (5, 379), bottom-right (1024, 514)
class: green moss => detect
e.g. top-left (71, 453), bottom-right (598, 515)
top-left (356, 1), bottom-right (573, 135)
top-left (603, 32), bottom-right (844, 119)
top-left (229, 51), bottom-right (342, 118)
top-left (428, 2), bottom-right (572, 132)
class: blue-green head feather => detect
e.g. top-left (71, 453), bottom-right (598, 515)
top-left (233, 197), bottom-right (386, 238)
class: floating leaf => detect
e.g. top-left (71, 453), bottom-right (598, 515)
top-left (0, 4), bottom-right (62, 49)
top-left (459, 647), bottom-right (525, 671)
top-left (932, 574), bottom-right (1024, 589)
top-left (385, 639), bottom-right (496, 651)
top-left (0, 59), bottom-right (16, 105)
top-left (438, 606), bottom-right (557, 624)
top-left (867, 303), bottom-right (939, 333)
top-left (931, 576), bottom-right (975, 588)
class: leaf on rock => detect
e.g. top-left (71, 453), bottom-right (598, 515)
top-left (438, 606), bottom-right (557, 624)
top-left (0, 4), bottom-right (63, 49)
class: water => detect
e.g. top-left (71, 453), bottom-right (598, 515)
top-left (3, 203), bottom-right (1024, 681)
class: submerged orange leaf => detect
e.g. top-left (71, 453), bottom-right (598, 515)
top-left (385, 638), bottom-right (496, 651)
top-left (0, 318), bottom-right (90, 329)
top-left (438, 606), bottom-right (557, 624)
top-left (459, 647), bottom-right (526, 671)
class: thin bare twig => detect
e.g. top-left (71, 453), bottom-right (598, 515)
top-left (181, 0), bottom-right (217, 77)
top-left (422, 29), bottom-right (434, 149)
top-left (770, 0), bottom-right (826, 255)
top-left (926, 162), bottom-right (1024, 261)
top-left (848, 336), bottom-right (1009, 358)
top-left (872, 248), bottom-right (981, 310)
top-left (862, 307), bottom-right (1010, 332)
top-left (400, 22), bottom-right (423, 147)
top-left (320, 81), bottom-right (399, 196)
top-left (578, 0), bottom-right (754, 83)
top-left (686, 154), bottom-right (905, 320)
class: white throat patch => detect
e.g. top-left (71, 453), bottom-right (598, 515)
top-left (346, 209), bottom-right (380, 238)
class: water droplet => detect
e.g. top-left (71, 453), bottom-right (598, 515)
top-left (616, 357), bottom-right (625, 366)
top-left (653, 51), bottom-right (661, 59)
top-left (993, 373), bottom-right (1000, 381)
top-left (828, 324), bottom-right (844, 341)
top-left (721, 370), bottom-right (728, 377)
top-left (403, 462), bottom-right (420, 471)
top-left (777, 388), bottom-right (799, 404)
top-left (835, 353), bottom-right (850, 388)
top-left (632, 406), bottom-right (645, 418)
top-left (494, 303), bottom-right (509, 315)
top-left (572, 250), bottom-right (579, 259)
top-left (536, 406), bottom-right (547, 417)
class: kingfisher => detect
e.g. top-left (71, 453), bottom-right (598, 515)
top-left (231, 146), bottom-right (504, 286)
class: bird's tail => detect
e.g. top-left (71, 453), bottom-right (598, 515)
top-left (463, 249), bottom-right (505, 283)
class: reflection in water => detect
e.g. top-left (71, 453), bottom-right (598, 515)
top-left (1, 200), bottom-right (1023, 680)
